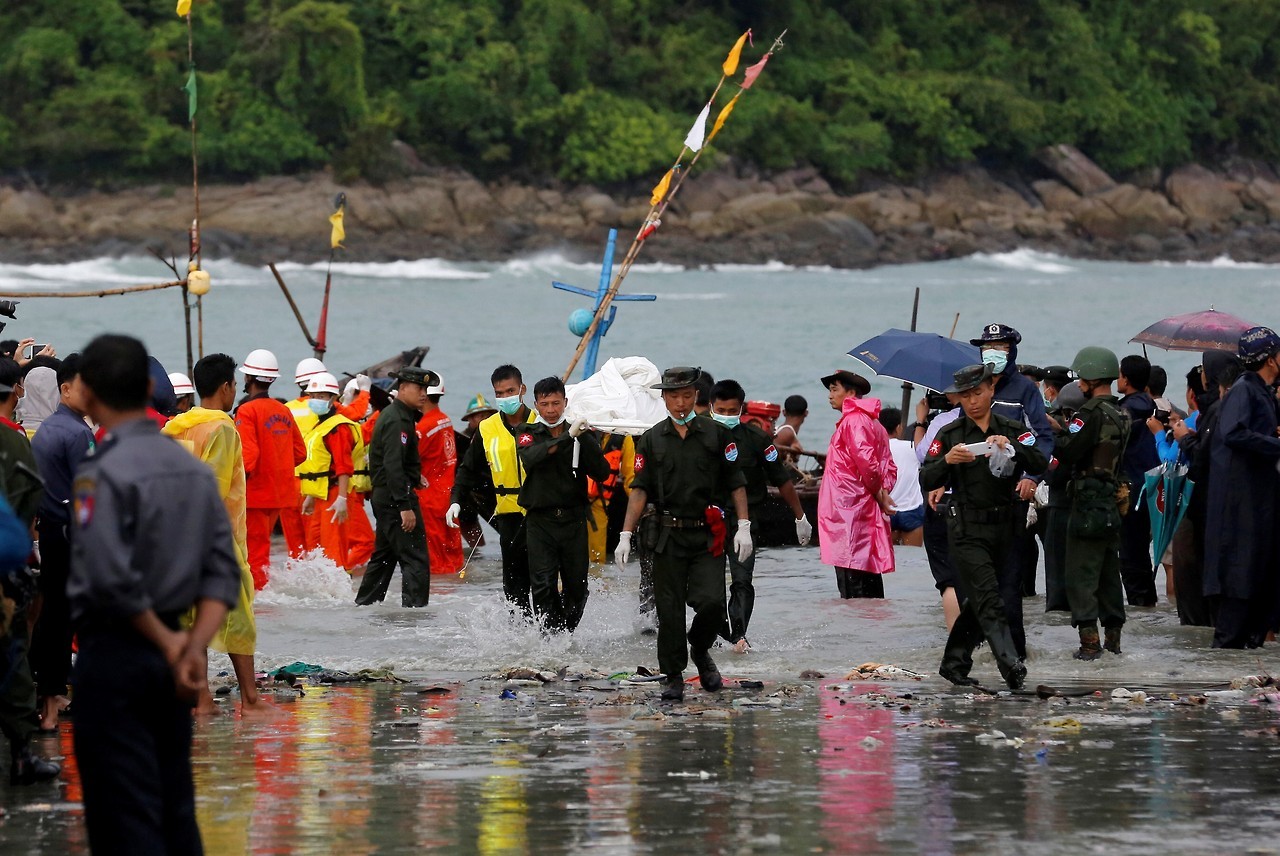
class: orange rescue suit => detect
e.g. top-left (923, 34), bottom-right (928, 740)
top-left (416, 408), bottom-right (464, 575)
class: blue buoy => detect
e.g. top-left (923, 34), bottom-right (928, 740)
top-left (568, 308), bottom-right (594, 337)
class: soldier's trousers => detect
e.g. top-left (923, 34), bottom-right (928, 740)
top-left (997, 500), bottom-right (1029, 658)
top-left (0, 617), bottom-right (37, 755)
top-left (32, 518), bottom-right (73, 698)
top-left (73, 629), bottom-right (203, 856)
top-left (356, 494), bottom-right (430, 607)
top-left (941, 517), bottom-right (1022, 678)
top-left (526, 510), bottom-right (589, 632)
top-left (1065, 515), bottom-right (1126, 630)
top-left (1042, 505), bottom-right (1071, 612)
top-left (723, 516), bottom-right (757, 644)
top-left (653, 531), bottom-right (727, 679)
top-left (494, 513), bottom-right (531, 617)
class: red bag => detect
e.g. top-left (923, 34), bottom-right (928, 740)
top-left (705, 506), bottom-right (726, 557)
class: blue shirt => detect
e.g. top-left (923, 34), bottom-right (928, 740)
top-left (30, 403), bottom-right (95, 525)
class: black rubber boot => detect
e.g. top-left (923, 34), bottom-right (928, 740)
top-left (990, 627), bottom-right (1027, 691)
top-left (1103, 626), bottom-right (1122, 655)
top-left (9, 747), bottom-right (60, 786)
top-left (691, 650), bottom-right (723, 692)
top-left (1074, 626), bottom-right (1103, 661)
top-left (660, 674), bottom-right (685, 702)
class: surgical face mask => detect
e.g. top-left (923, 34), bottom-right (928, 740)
top-left (710, 411), bottom-right (741, 429)
top-left (673, 411), bottom-right (697, 426)
top-left (537, 413), bottom-right (565, 427)
top-left (495, 395), bottom-right (523, 416)
top-left (981, 348), bottom-right (1009, 374)
top-left (307, 398), bottom-right (330, 416)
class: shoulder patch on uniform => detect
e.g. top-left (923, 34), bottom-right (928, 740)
top-left (724, 442), bottom-right (738, 462)
top-left (927, 439), bottom-right (942, 458)
top-left (1017, 431), bottom-right (1035, 446)
top-left (633, 453), bottom-right (646, 472)
top-left (764, 444), bottom-right (778, 462)
top-left (73, 476), bottom-right (96, 528)
top-left (1068, 417), bottom-right (1085, 434)
top-left (400, 431), bottom-right (409, 445)
top-left (518, 433), bottom-right (534, 447)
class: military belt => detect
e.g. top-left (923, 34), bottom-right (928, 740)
top-left (952, 505), bottom-right (1012, 525)
top-left (660, 514), bottom-right (706, 529)
top-left (528, 506), bottom-right (581, 520)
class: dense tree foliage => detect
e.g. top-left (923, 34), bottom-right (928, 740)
top-left (1, 0), bottom-right (1278, 187)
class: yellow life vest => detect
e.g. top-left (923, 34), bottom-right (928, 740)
top-left (477, 409), bottom-right (536, 515)
top-left (287, 396), bottom-right (319, 436)
top-left (298, 414), bottom-right (371, 499)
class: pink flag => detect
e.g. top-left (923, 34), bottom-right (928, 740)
top-left (741, 55), bottom-right (770, 90)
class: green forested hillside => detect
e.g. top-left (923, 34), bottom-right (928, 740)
top-left (2, 0), bottom-right (1278, 187)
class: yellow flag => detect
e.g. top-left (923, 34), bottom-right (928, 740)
top-left (176, 0), bottom-right (192, 16)
top-left (723, 30), bottom-right (750, 76)
top-left (650, 168), bottom-right (674, 207)
top-left (329, 208), bottom-right (345, 249)
top-left (707, 93), bottom-right (741, 145)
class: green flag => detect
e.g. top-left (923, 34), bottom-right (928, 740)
top-left (183, 67), bottom-right (197, 122)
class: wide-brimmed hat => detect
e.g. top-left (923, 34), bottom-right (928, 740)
top-left (819, 369), bottom-right (871, 396)
top-left (944, 363), bottom-right (995, 394)
top-left (651, 366), bottom-right (702, 390)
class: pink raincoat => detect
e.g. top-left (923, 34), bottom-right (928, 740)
top-left (818, 397), bottom-right (897, 573)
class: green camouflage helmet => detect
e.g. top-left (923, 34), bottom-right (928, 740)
top-left (1071, 346), bottom-right (1120, 381)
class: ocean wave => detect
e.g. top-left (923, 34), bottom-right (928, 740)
top-left (0, 258), bottom-right (166, 291)
top-left (275, 259), bottom-right (490, 281)
top-left (969, 249), bottom-right (1077, 274)
top-left (495, 252), bottom-right (686, 276)
top-left (1154, 255), bottom-right (1278, 270)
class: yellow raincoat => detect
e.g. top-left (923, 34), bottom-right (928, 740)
top-left (162, 407), bottom-right (256, 655)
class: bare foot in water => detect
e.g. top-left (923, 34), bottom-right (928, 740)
top-left (238, 696), bottom-right (287, 721)
top-left (732, 638), bottom-right (751, 655)
top-left (194, 687), bottom-right (222, 717)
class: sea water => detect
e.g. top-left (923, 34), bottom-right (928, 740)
top-left (1, 250), bottom-right (1279, 853)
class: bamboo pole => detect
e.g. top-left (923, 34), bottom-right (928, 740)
top-left (268, 263), bottom-right (320, 349)
top-left (186, 12), bottom-right (203, 360)
top-left (561, 31), bottom-right (787, 381)
top-left (0, 280), bottom-right (185, 299)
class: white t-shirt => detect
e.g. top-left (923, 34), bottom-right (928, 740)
top-left (888, 438), bottom-right (924, 513)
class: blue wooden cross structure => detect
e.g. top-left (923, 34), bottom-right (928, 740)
top-left (553, 228), bottom-right (657, 380)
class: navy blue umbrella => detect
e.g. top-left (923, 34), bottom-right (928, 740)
top-left (847, 329), bottom-right (982, 392)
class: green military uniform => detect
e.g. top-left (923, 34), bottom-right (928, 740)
top-left (1053, 395), bottom-right (1129, 645)
top-left (720, 421), bottom-right (789, 644)
top-left (355, 368), bottom-right (435, 608)
top-left (632, 414), bottom-right (746, 684)
top-left (0, 418), bottom-right (43, 776)
top-left (516, 423), bottom-right (610, 631)
top-left (920, 366), bottom-right (1048, 689)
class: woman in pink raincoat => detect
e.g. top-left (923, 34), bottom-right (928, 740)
top-left (818, 370), bottom-right (897, 598)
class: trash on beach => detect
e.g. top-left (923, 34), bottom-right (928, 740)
top-left (732, 696), bottom-right (783, 708)
top-left (1110, 688), bottom-right (1148, 704)
top-left (1041, 717), bottom-right (1083, 732)
top-left (269, 662), bottom-right (408, 684)
top-left (800, 670), bottom-right (825, 680)
top-left (975, 730), bottom-right (1025, 748)
top-left (488, 667), bottom-right (561, 683)
top-left (1204, 689), bottom-right (1250, 703)
top-left (1230, 674), bottom-right (1275, 689)
top-left (859, 736), bottom-right (883, 751)
top-left (416, 685), bottom-right (455, 695)
top-left (667, 770), bottom-right (715, 779)
top-left (737, 680), bottom-right (765, 689)
top-left (499, 689), bottom-right (518, 700)
top-left (844, 663), bottom-right (926, 681)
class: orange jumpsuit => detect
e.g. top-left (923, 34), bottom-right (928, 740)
top-left (346, 408), bottom-right (382, 569)
top-left (303, 422), bottom-right (357, 571)
top-left (235, 393), bottom-right (307, 589)
top-left (416, 408), bottom-right (464, 575)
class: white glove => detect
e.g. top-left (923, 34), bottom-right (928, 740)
top-left (795, 515), bottom-right (813, 546)
top-left (342, 379), bottom-right (359, 405)
top-left (330, 494), bottom-right (349, 523)
top-left (445, 502), bottom-right (461, 529)
top-left (615, 531), bottom-right (632, 571)
top-left (356, 373), bottom-right (372, 393)
top-left (568, 416), bottom-right (589, 438)
top-left (734, 519), bottom-right (753, 563)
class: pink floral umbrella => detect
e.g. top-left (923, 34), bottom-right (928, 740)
top-left (1130, 307), bottom-right (1256, 352)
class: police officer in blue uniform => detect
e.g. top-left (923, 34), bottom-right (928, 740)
top-left (68, 334), bottom-right (241, 855)
top-left (970, 323), bottom-right (1054, 658)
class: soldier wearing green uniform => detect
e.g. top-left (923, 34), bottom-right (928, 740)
top-left (616, 367), bottom-right (750, 702)
top-left (516, 377), bottom-right (610, 632)
top-left (1052, 347), bottom-right (1129, 660)
top-left (709, 379), bottom-right (812, 652)
top-left (920, 364), bottom-right (1047, 690)
top-left (355, 366), bottom-right (436, 608)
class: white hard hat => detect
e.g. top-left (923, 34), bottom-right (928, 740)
top-left (426, 372), bottom-right (445, 396)
top-left (305, 372), bottom-right (341, 396)
top-left (238, 349), bottom-right (280, 380)
top-left (295, 357), bottom-right (327, 385)
top-left (168, 372), bottom-right (194, 397)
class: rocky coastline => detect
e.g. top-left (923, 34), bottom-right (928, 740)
top-left (2, 146), bottom-right (1279, 270)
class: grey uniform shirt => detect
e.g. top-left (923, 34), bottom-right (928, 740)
top-left (68, 418), bottom-right (241, 624)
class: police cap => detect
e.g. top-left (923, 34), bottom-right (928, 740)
top-left (819, 369), bottom-right (871, 396)
top-left (1041, 365), bottom-right (1074, 387)
top-left (944, 363), bottom-right (995, 395)
top-left (651, 366), bottom-right (703, 390)
top-left (1018, 364), bottom-right (1045, 381)
top-left (393, 366), bottom-right (438, 388)
top-left (970, 323), bottom-right (1022, 347)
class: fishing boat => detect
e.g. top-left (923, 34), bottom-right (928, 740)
top-left (339, 345), bottom-right (429, 381)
